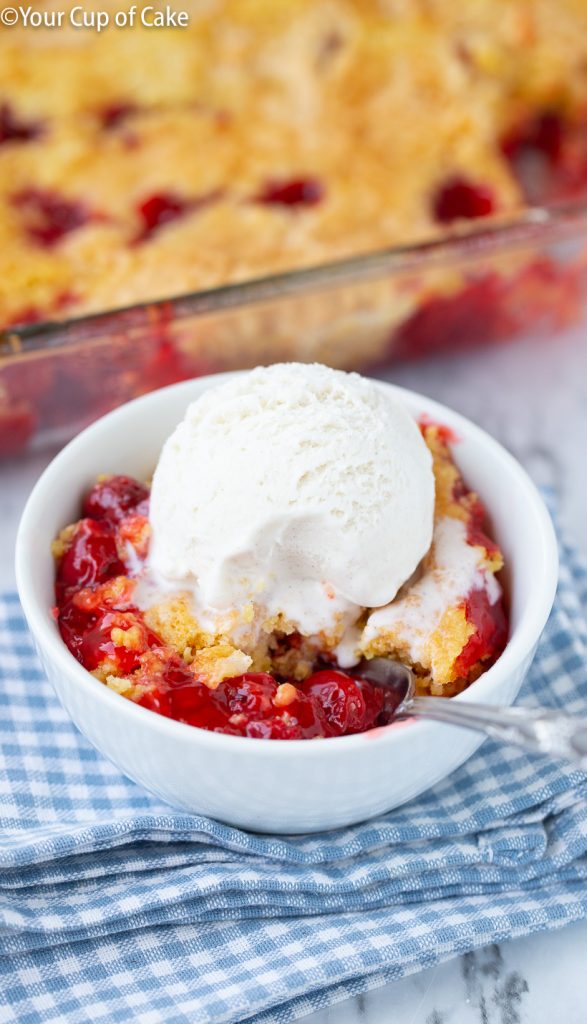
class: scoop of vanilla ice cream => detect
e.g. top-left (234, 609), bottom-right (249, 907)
top-left (147, 364), bottom-right (434, 638)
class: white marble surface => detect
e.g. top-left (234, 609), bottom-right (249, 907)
top-left (306, 920), bottom-right (587, 1024)
top-left (2, 323), bottom-right (587, 1022)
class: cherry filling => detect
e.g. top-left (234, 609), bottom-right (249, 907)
top-left (136, 651), bottom-right (224, 724)
top-left (59, 601), bottom-right (158, 673)
top-left (99, 102), bottom-right (137, 131)
top-left (392, 257), bottom-right (582, 361)
top-left (432, 176), bottom-right (496, 224)
top-left (136, 192), bottom-right (188, 240)
top-left (302, 669), bottom-right (384, 736)
top-left (83, 475), bottom-right (149, 524)
top-left (455, 588), bottom-right (508, 680)
top-left (168, 672), bottom-right (327, 739)
top-left (502, 110), bottom-right (564, 203)
top-left (0, 103), bottom-right (43, 145)
top-left (56, 519), bottom-right (125, 600)
top-left (243, 685), bottom-right (326, 740)
top-left (501, 108), bottom-right (587, 204)
top-left (0, 402), bottom-right (37, 457)
top-left (135, 190), bottom-right (221, 243)
top-left (256, 177), bottom-right (325, 207)
top-left (502, 110), bottom-right (563, 169)
top-left (54, 473), bottom-right (506, 740)
top-left (464, 498), bottom-right (501, 561)
top-left (12, 188), bottom-right (93, 248)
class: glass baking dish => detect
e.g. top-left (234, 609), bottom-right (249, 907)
top-left (1, 200), bottom-right (587, 459)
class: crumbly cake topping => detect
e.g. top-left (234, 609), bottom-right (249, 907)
top-left (1, 0), bottom-right (587, 327)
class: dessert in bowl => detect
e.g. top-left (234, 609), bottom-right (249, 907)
top-left (16, 367), bottom-right (558, 832)
top-left (52, 365), bottom-right (507, 737)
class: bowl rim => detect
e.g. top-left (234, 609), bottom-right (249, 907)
top-left (15, 372), bottom-right (559, 757)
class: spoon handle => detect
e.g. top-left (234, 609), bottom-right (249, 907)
top-left (404, 697), bottom-right (587, 768)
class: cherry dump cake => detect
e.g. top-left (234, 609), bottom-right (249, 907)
top-left (1, 0), bottom-right (587, 330)
top-left (52, 367), bottom-right (507, 739)
top-left (3, 1), bottom-right (587, 455)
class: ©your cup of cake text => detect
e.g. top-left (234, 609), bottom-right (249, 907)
top-left (0, 4), bottom-right (190, 30)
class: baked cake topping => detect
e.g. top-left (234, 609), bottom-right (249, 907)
top-left (1, 0), bottom-right (587, 327)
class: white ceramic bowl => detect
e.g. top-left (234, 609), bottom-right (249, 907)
top-left (16, 374), bottom-right (558, 833)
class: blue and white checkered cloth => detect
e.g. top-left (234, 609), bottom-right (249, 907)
top-left (2, 516), bottom-right (587, 1023)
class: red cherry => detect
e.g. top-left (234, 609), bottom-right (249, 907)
top-left (63, 608), bottom-right (152, 672)
top-left (83, 475), bottom-right (149, 525)
top-left (99, 102), bottom-right (137, 131)
top-left (0, 103), bottom-right (43, 145)
top-left (246, 717), bottom-right (304, 740)
top-left (131, 651), bottom-right (238, 732)
top-left (276, 689), bottom-right (327, 738)
top-left (12, 188), bottom-right (93, 247)
top-left (173, 693), bottom-right (242, 734)
top-left (352, 676), bottom-right (386, 729)
top-left (243, 688), bottom-right (326, 739)
top-left (256, 177), bottom-right (324, 207)
top-left (136, 686), bottom-right (172, 717)
top-left (137, 192), bottom-right (188, 238)
top-left (499, 110), bottom-right (587, 203)
top-left (135, 190), bottom-right (221, 243)
top-left (58, 599), bottom-right (100, 664)
top-left (163, 670), bottom-right (221, 725)
top-left (433, 176), bottom-right (496, 224)
top-left (56, 519), bottom-right (125, 595)
top-left (302, 669), bottom-right (383, 736)
top-left (134, 653), bottom-right (180, 718)
top-left (502, 111), bottom-right (563, 166)
top-left (134, 649), bottom-right (194, 692)
top-left (455, 589), bottom-right (508, 679)
top-left (221, 673), bottom-right (277, 718)
top-left (213, 673), bottom-right (326, 738)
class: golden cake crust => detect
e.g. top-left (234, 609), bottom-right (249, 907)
top-left (1, 0), bottom-right (587, 327)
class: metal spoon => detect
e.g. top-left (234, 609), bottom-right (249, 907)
top-left (354, 658), bottom-right (587, 769)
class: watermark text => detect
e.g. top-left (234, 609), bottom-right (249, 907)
top-left (0, 5), bottom-right (190, 31)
